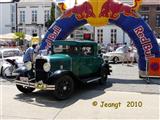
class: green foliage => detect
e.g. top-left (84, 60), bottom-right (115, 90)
top-left (15, 32), bottom-right (25, 40)
top-left (14, 32), bottom-right (25, 45)
top-left (45, 5), bottom-right (55, 28)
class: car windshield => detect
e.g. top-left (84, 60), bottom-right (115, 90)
top-left (115, 47), bottom-right (124, 52)
top-left (3, 50), bottom-right (21, 58)
top-left (53, 45), bottom-right (94, 56)
top-left (53, 45), bottom-right (79, 55)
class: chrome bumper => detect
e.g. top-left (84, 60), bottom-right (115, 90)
top-left (15, 79), bottom-right (55, 90)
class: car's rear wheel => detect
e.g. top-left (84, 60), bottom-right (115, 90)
top-left (54, 75), bottom-right (74, 100)
top-left (99, 68), bottom-right (107, 85)
top-left (16, 75), bottom-right (35, 94)
top-left (113, 57), bottom-right (119, 64)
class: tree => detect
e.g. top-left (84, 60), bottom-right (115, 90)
top-left (14, 32), bottom-right (25, 46)
top-left (45, 5), bottom-right (55, 28)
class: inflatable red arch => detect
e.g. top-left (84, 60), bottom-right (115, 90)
top-left (40, 0), bottom-right (160, 74)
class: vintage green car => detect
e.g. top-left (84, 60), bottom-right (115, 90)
top-left (15, 40), bottom-right (112, 100)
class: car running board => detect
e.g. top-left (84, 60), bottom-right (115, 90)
top-left (81, 77), bottom-right (101, 83)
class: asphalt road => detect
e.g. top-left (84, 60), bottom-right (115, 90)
top-left (0, 64), bottom-right (160, 120)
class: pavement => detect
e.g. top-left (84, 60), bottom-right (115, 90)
top-left (0, 64), bottom-right (160, 120)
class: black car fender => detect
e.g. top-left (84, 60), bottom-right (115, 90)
top-left (48, 70), bottom-right (77, 84)
top-left (14, 66), bottom-right (28, 75)
top-left (14, 66), bottom-right (34, 77)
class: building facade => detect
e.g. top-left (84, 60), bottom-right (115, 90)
top-left (95, 25), bottom-right (131, 46)
top-left (70, 25), bottom-right (94, 40)
top-left (140, 0), bottom-right (160, 38)
top-left (0, 3), bottom-right (16, 34)
top-left (17, 0), bottom-right (54, 39)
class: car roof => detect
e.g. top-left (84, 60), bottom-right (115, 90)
top-left (53, 40), bottom-right (97, 46)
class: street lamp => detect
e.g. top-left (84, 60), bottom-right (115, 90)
top-left (13, 0), bottom-right (20, 32)
top-left (123, 31), bottom-right (125, 44)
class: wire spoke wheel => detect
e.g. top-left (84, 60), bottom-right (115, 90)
top-left (54, 75), bottom-right (74, 100)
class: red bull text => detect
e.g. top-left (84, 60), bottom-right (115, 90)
top-left (134, 26), bottom-right (154, 59)
top-left (45, 25), bottom-right (61, 49)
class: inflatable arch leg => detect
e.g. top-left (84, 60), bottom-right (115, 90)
top-left (110, 14), bottom-right (160, 72)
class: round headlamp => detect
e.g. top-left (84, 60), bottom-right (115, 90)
top-left (43, 62), bottom-right (51, 72)
top-left (24, 61), bottom-right (32, 70)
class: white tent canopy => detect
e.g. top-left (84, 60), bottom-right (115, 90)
top-left (0, 33), bottom-right (32, 41)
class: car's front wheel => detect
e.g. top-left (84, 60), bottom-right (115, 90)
top-left (54, 75), bottom-right (74, 100)
top-left (113, 57), bottom-right (119, 64)
top-left (16, 75), bottom-right (35, 94)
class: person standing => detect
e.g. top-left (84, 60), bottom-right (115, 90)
top-left (122, 43), bottom-right (129, 65)
top-left (129, 44), bottom-right (135, 65)
top-left (23, 44), bottom-right (37, 63)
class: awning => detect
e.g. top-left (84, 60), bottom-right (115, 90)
top-left (0, 33), bottom-right (32, 41)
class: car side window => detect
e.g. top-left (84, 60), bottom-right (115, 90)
top-left (67, 46), bottom-right (78, 54)
top-left (81, 46), bottom-right (94, 56)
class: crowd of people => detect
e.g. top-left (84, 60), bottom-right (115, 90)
top-left (122, 42), bottom-right (135, 66)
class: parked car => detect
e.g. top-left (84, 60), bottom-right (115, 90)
top-left (0, 48), bottom-right (23, 78)
top-left (102, 46), bottom-right (138, 63)
top-left (15, 40), bottom-right (112, 100)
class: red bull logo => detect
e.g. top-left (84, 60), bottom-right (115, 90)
top-left (61, 1), bottom-right (96, 21)
top-left (45, 25), bottom-right (62, 49)
top-left (60, 0), bottom-right (142, 26)
top-left (99, 0), bottom-right (142, 20)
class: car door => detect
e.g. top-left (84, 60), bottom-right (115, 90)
top-left (79, 55), bottom-right (93, 77)
top-left (78, 46), bottom-right (94, 77)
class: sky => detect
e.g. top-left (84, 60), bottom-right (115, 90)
top-left (54, 0), bottom-right (87, 8)
top-left (0, 0), bottom-right (87, 8)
